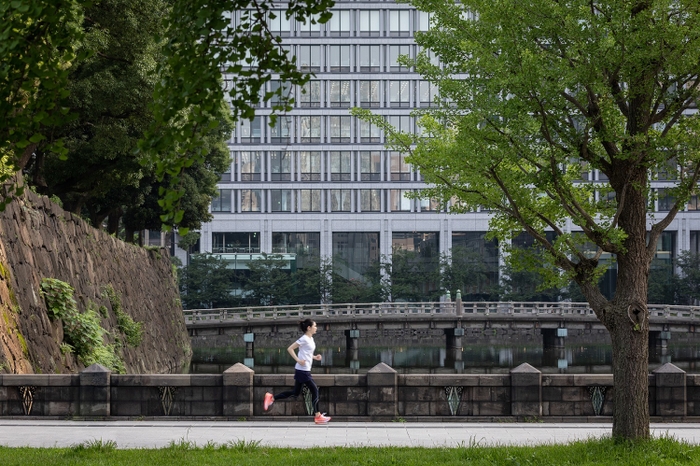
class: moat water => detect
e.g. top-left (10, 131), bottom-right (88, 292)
top-left (188, 341), bottom-right (700, 375)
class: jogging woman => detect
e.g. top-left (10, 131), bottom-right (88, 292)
top-left (263, 319), bottom-right (331, 424)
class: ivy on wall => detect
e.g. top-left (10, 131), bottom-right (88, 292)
top-left (40, 278), bottom-right (143, 373)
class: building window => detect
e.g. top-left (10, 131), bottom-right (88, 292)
top-left (389, 10), bottom-right (410, 37)
top-left (240, 117), bottom-right (262, 143)
top-left (271, 116), bottom-right (292, 143)
top-left (270, 80), bottom-right (293, 106)
top-left (330, 189), bottom-right (352, 211)
top-left (330, 151), bottom-right (352, 181)
top-left (689, 195), bottom-right (700, 211)
top-left (360, 189), bottom-right (381, 211)
top-left (451, 231), bottom-right (499, 299)
top-left (388, 45), bottom-right (411, 72)
top-left (360, 151), bottom-right (382, 181)
top-left (299, 81), bottom-right (321, 107)
top-left (300, 189), bottom-right (322, 211)
top-left (329, 80), bottom-right (351, 107)
top-left (212, 232), bottom-right (260, 253)
top-left (297, 14), bottom-right (322, 36)
top-left (300, 151), bottom-right (322, 181)
top-left (358, 80), bottom-right (381, 108)
top-left (389, 189), bottom-right (412, 211)
top-left (419, 81), bottom-right (439, 107)
top-left (358, 120), bottom-right (382, 143)
top-left (299, 116), bottom-right (321, 143)
top-left (332, 232), bottom-right (380, 280)
top-left (211, 189), bottom-right (233, 212)
top-left (270, 151), bottom-right (292, 181)
top-left (297, 45), bottom-right (321, 71)
top-left (328, 10), bottom-right (351, 37)
top-left (241, 189), bottom-right (262, 212)
top-left (359, 10), bottom-right (380, 37)
top-left (416, 11), bottom-right (433, 32)
top-left (657, 189), bottom-right (675, 212)
top-left (220, 156), bottom-right (232, 181)
top-left (390, 151), bottom-right (411, 181)
top-left (387, 115), bottom-right (413, 134)
top-left (272, 232), bottom-right (321, 262)
top-left (269, 10), bottom-right (291, 37)
top-left (329, 45), bottom-right (350, 72)
top-left (270, 189), bottom-right (292, 212)
top-left (359, 45), bottom-right (381, 72)
top-left (657, 158), bottom-right (678, 181)
top-left (388, 80), bottom-right (411, 107)
top-left (419, 196), bottom-right (441, 212)
top-left (240, 152), bottom-right (262, 181)
top-left (654, 231), bottom-right (675, 262)
top-left (329, 116), bottom-right (351, 143)
top-left (690, 231), bottom-right (700, 254)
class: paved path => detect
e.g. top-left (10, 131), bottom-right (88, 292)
top-left (0, 421), bottom-right (699, 448)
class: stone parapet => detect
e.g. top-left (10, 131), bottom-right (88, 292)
top-left (0, 362), bottom-right (696, 421)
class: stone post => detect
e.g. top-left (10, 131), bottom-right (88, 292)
top-left (79, 363), bottom-right (111, 417)
top-left (455, 290), bottom-right (463, 316)
top-left (367, 363), bottom-right (397, 417)
top-left (653, 362), bottom-right (686, 416)
top-left (510, 363), bottom-right (542, 417)
top-left (223, 363), bottom-right (255, 417)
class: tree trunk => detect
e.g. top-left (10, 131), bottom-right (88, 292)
top-left (607, 303), bottom-right (650, 439)
top-left (604, 163), bottom-right (651, 439)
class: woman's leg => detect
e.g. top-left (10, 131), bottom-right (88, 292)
top-left (273, 380), bottom-right (303, 401)
top-left (303, 378), bottom-right (320, 414)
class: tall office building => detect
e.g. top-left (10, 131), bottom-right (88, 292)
top-left (179, 1), bottom-right (700, 298)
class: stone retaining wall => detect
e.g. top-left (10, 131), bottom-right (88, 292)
top-left (0, 362), bottom-right (696, 420)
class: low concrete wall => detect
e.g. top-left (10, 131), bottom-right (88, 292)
top-left (0, 362), bottom-right (697, 421)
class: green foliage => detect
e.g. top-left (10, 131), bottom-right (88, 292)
top-left (243, 253), bottom-right (294, 306)
top-left (385, 248), bottom-right (441, 302)
top-left (330, 258), bottom-right (387, 304)
top-left (102, 284), bottom-right (143, 347)
top-left (40, 278), bottom-right (78, 321)
top-left (40, 278), bottom-right (126, 372)
top-left (440, 246), bottom-right (498, 301)
top-left (179, 255), bottom-right (240, 309)
top-left (0, 0), bottom-right (87, 207)
top-left (176, 232), bottom-right (201, 252)
top-left (139, 0), bottom-right (334, 229)
top-left (675, 252), bottom-right (700, 305)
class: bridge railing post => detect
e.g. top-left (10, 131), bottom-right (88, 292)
top-left (653, 363), bottom-right (686, 417)
top-left (367, 363), bottom-right (397, 418)
top-left (223, 363), bottom-right (254, 417)
top-left (510, 363), bottom-right (542, 417)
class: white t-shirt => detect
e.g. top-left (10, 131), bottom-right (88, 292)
top-left (294, 334), bottom-right (316, 371)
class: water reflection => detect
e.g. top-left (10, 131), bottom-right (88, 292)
top-left (189, 343), bottom-right (700, 374)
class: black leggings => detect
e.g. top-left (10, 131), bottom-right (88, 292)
top-left (274, 378), bottom-right (320, 414)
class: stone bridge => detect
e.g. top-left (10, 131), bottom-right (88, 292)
top-left (184, 301), bottom-right (700, 355)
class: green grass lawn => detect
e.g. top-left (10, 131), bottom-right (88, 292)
top-left (0, 437), bottom-right (698, 465)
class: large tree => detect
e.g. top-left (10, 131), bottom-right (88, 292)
top-left (2, 0), bottom-right (334, 225)
top-left (0, 0), bottom-right (86, 205)
top-left (356, 0), bottom-right (700, 439)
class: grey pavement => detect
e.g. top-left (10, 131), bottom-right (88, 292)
top-left (0, 421), bottom-right (699, 448)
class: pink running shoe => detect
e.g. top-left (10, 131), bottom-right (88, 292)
top-left (264, 392), bottom-right (274, 411)
top-left (314, 413), bottom-right (331, 424)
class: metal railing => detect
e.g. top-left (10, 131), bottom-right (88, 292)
top-left (183, 302), bottom-right (700, 325)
